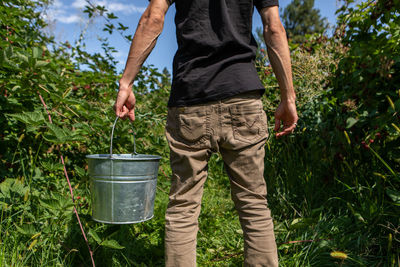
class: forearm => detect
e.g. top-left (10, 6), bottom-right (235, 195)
top-left (119, 9), bottom-right (165, 89)
top-left (263, 24), bottom-right (296, 102)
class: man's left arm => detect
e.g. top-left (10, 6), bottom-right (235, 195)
top-left (259, 5), bottom-right (298, 137)
top-left (114, 0), bottom-right (171, 121)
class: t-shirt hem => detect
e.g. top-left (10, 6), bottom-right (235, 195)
top-left (148, 0), bottom-right (174, 4)
top-left (254, 0), bottom-right (279, 11)
top-left (167, 88), bottom-right (265, 107)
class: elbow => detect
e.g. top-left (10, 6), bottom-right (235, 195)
top-left (264, 22), bottom-right (286, 36)
top-left (141, 11), bottom-right (165, 29)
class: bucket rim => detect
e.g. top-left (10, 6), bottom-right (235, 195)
top-left (86, 153), bottom-right (161, 160)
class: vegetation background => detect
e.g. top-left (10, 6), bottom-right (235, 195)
top-left (1, 0), bottom-right (399, 266)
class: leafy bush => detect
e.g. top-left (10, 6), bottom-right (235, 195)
top-left (1, 0), bottom-right (399, 266)
top-left (0, 1), bottom-right (170, 265)
top-left (255, 0), bottom-right (400, 265)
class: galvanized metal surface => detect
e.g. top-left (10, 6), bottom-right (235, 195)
top-left (86, 117), bottom-right (161, 224)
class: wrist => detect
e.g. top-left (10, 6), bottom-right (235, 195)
top-left (281, 95), bottom-right (296, 104)
top-left (119, 78), bottom-right (132, 91)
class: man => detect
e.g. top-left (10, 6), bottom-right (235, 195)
top-left (114, 0), bottom-right (298, 266)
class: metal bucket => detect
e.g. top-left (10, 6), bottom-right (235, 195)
top-left (86, 117), bottom-right (161, 224)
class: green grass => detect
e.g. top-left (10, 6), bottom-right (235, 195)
top-left (1, 136), bottom-right (399, 266)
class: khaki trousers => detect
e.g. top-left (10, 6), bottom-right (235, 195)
top-left (165, 92), bottom-right (278, 267)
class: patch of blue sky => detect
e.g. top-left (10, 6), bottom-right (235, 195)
top-left (42, 0), bottom-right (349, 73)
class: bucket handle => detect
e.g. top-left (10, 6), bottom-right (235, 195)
top-left (110, 116), bottom-right (138, 156)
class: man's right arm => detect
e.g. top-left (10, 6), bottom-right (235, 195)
top-left (259, 6), bottom-right (298, 137)
top-left (115, 0), bottom-right (170, 121)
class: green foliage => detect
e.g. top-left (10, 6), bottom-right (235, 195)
top-left (0, 0), bottom-right (170, 265)
top-left (255, 0), bottom-right (400, 265)
top-left (1, 0), bottom-right (399, 266)
top-left (282, 0), bottom-right (327, 43)
top-left (332, 0), bottom-right (400, 143)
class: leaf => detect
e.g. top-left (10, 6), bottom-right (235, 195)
top-left (32, 47), bottom-right (40, 59)
top-left (101, 239), bottom-right (125, 250)
top-left (47, 123), bottom-right (66, 137)
top-left (346, 117), bottom-right (358, 128)
top-left (354, 212), bottom-right (365, 223)
top-left (41, 161), bottom-right (64, 172)
top-left (0, 201), bottom-right (9, 210)
top-left (8, 111), bottom-right (45, 126)
top-left (11, 85), bottom-right (21, 91)
top-left (0, 178), bottom-right (15, 198)
top-left (44, 123), bottom-right (86, 144)
top-left (1, 51), bottom-right (20, 70)
top-left (392, 123), bottom-right (400, 134)
top-left (386, 189), bottom-right (400, 204)
top-left (107, 12), bottom-right (117, 19)
top-left (88, 229), bottom-right (102, 244)
top-left (330, 251), bottom-right (348, 260)
top-left (51, 93), bottom-right (85, 106)
top-left (15, 224), bottom-right (37, 236)
top-left (387, 95), bottom-right (395, 110)
top-left (39, 192), bottom-right (72, 212)
top-left (31, 233), bottom-right (41, 240)
top-left (117, 23), bottom-right (128, 31)
top-left (10, 179), bottom-right (28, 196)
top-left (343, 130), bottom-right (351, 145)
top-left (26, 124), bottom-right (40, 133)
top-left (52, 193), bottom-right (74, 212)
top-left (40, 199), bottom-right (61, 210)
top-left (42, 69), bottom-right (60, 82)
top-left (16, 52), bottom-right (29, 64)
top-left (74, 166), bottom-right (86, 177)
top-left (289, 218), bottom-right (316, 230)
top-left (33, 167), bottom-right (42, 179)
top-left (5, 45), bottom-right (13, 58)
top-left (35, 60), bottom-right (49, 68)
top-left (28, 239), bottom-right (38, 250)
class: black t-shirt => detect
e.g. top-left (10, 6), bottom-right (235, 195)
top-left (164, 0), bottom-right (279, 106)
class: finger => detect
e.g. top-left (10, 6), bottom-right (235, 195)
top-left (128, 109), bottom-right (135, 122)
top-left (119, 106), bottom-right (130, 120)
top-left (114, 103), bottom-right (120, 117)
top-left (126, 92), bottom-right (136, 121)
top-left (276, 124), bottom-right (296, 137)
top-left (114, 90), bottom-right (129, 116)
top-left (274, 118), bottom-right (281, 132)
top-left (126, 92), bottom-right (136, 110)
